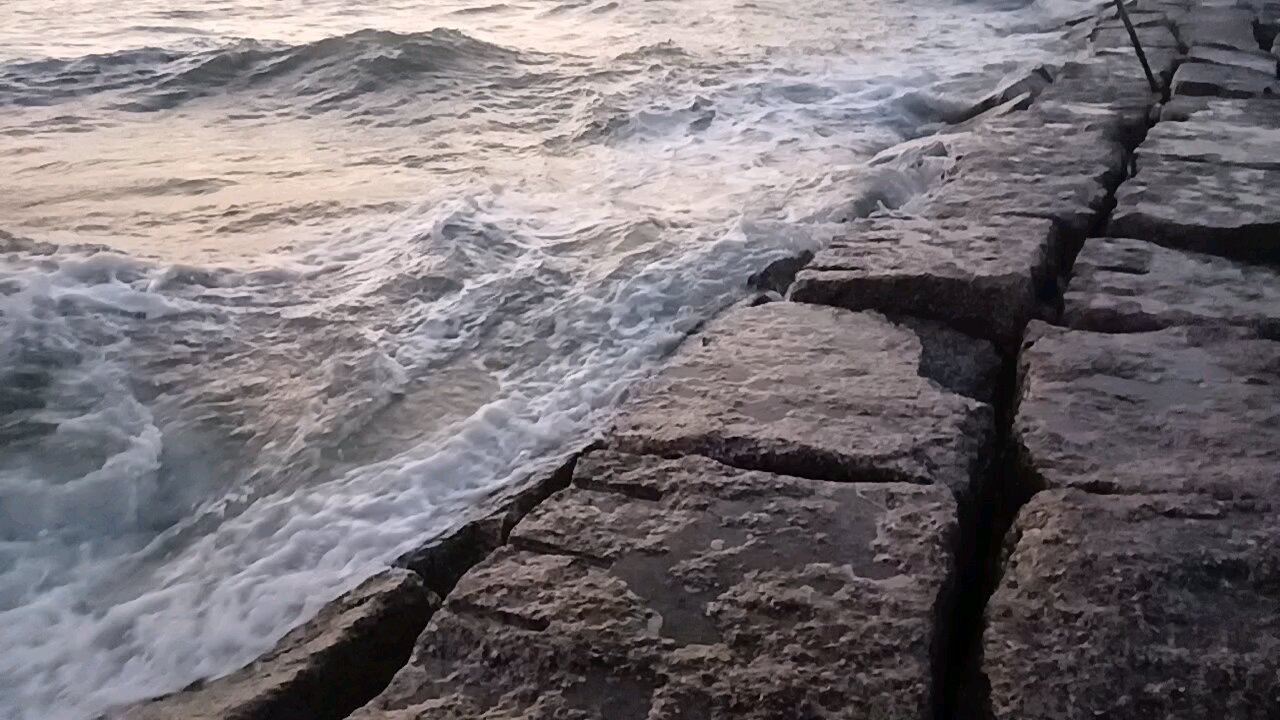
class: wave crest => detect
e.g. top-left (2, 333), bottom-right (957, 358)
top-left (0, 28), bottom-right (527, 111)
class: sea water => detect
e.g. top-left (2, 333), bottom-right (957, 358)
top-left (0, 0), bottom-right (1097, 717)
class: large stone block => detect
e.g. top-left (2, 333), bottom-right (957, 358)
top-left (353, 451), bottom-right (959, 720)
top-left (1064, 237), bottom-right (1280, 335)
top-left (985, 489), bottom-right (1280, 720)
top-left (790, 215), bottom-right (1062, 347)
top-left (1109, 153), bottom-right (1280, 263)
top-left (607, 302), bottom-right (997, 496)
top-left (117, 569), bottom-right (436, 720)
top-left (1012, 322), bottom-right (1280, 499)
top-left (1139, 111), bottom-right (1280, 170)
top-left (1178, 7), bottom-right (1262, 51)
top-left (899, 117), bottom-right (1130, 240)
top-left (1159, 96), bottom-right (1280, 128)
top-left (1172, 62), bottom-right (1280, 98)
top-left (1185, 44), bottom-right (1279, 77)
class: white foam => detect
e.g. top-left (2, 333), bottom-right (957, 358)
top-left (0, 0), bottom-right (1086, 716)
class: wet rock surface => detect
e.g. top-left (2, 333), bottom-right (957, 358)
top-left (352, 451), bottom-right (959, 720)
top-left (985, 489), bottom-right (1280, 720)
top-left (1064, 236), bottom-right (1280, 335)
top-left (790, 215), bottom-right (1061, 347)
top-left (393, 454), bottom-right (577, 597)
top-left (607, 302), bottom-right (997, 495)
top-left (118, 569), bottom-right (437, 720)
top-left (122, 4), bottom-right (1280, 719)
top-left (1013, 322), bottom-right (1280, 500)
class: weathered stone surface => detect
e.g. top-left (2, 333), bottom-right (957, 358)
top-left (119, 569), bottom-right (436, 720)
top-left (1109, 153), bottom-right (1280, 262)
top-left (1013, 322), bottom-right (1280, 499)
top-left (1091, 24), bottom-right (1182, 51)
top-left (1041, 55), bottom-right (1171, 110)
top-left (899, 117), bottom-right (1130, 240)
top-left (1186, 44), bottom-right (1280, 76)
top-left (985, 490), bottom-right (1280, 720)
top-left (1029, 98), bottom-right (1150, 148)
top-left (607, 302), bottom-right (997, 495)
top-left (1065, 237), bottom-right (1280, 336)
top-left (790, 215), bottom-right (1061, 347)
top-left (1139, 112), bottom-right (1280, 170)
top-left (1172, 61), bottom-right (1280, 98)
top-left (1160, 96), bottom-right (1280, 127)
top-left (1179, 7), bottom-right (1262, 51)
top-left (354, 451), bottom-right (959, 720)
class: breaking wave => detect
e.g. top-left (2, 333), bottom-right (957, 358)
top-left (0, 28), bottom-right (533, 111)
top-left (0, 0), bottom-right (1088, 717)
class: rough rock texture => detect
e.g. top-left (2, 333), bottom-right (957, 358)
top-left (1178, 7), bottom-right (1262, 51)
top-left (984, 490), bottom-right (1280, 720)
top-left (1160, 96), bottom-right (1280, 128)
top-left (1012, 322), bottom-right (1280, 500)
top-left (1110, 153), bottom-right (1280, 263)
top-left (1171, 61), bottom-right (1280, 98)
top-left (607, 302), bottom-right (997, 495)
top-left (1140, 107), bottom-right (1280, 170)
top-left (1185, 44), bottom-right (1280, 76)
top-left (1064, 237), bottom-right (1280, 335)
top-left (898, 108), bottom-right (1132, 241)
top-left (789, 215), bottom-right (1061, 347)
top-left (1090, 23), bottom-right (1182, 52)
top-left (1040, 56), bottom-right (1168, 121)
top-left (118, 569), bottom-right (437, 720)
top-left (353, 451), bottom-right (959, 720)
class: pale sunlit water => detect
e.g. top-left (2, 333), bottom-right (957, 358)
top-left (0, 0), bottom-right (1097, 717)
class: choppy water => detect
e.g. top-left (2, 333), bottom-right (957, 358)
top-left (0, 0), bottom-right (1097, 717)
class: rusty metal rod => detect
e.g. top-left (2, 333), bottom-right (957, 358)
top-left (1111, 0), bottom-right (1160, 93)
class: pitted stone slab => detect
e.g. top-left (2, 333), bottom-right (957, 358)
top-left (1186, 44), bottom-right (1280, 76)
top-left (1172, 62), bottom-right (1280, 98)
top-left (898, 118), bottom-right (1130, 240)
top-left (985, 490), bottom-right (1280, 720)
top-left (1013, 322), bottom-right (1280, 499)
top-left (608, 302), bottom-right (996, 495)
top-left (1109, 153), bottom-right (1280, 263)
top-left (1160, 96), bottom-right (1280, 127)
top-left (1178, 7), bottom-right (1262, 51)
top-left (1139, 115), bottom-right (1280, 170)
top-left (353, 451), bottom-right (959, 720)
top-left (1065, 237), bottom-right (1280, 336)
top-left (790, 215), bottom-right (1062, 347)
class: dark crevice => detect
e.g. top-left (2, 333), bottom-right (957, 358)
top-left (1254, 20), bottom-right (1278, 55)
top-left (934, 347), bottom-right (1021, 720)
top-left (613, 439), bottom-right (934, 488)
top-left (938, 83), bottom-right (1156, 719)
top-left (509, 536), bottom-right (614, 568)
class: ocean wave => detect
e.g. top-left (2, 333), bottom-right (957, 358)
top-left (0, 28), bottom-right (531, 111)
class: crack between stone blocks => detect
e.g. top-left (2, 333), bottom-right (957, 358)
top-left (937, 85), bottom-right (1160, 720)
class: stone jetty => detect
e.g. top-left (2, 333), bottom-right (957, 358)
top-left (118, 1), bottom-right (1280, 718)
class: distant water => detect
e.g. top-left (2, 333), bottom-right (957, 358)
top-left (0, 0), bottom-right (1097, 717)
